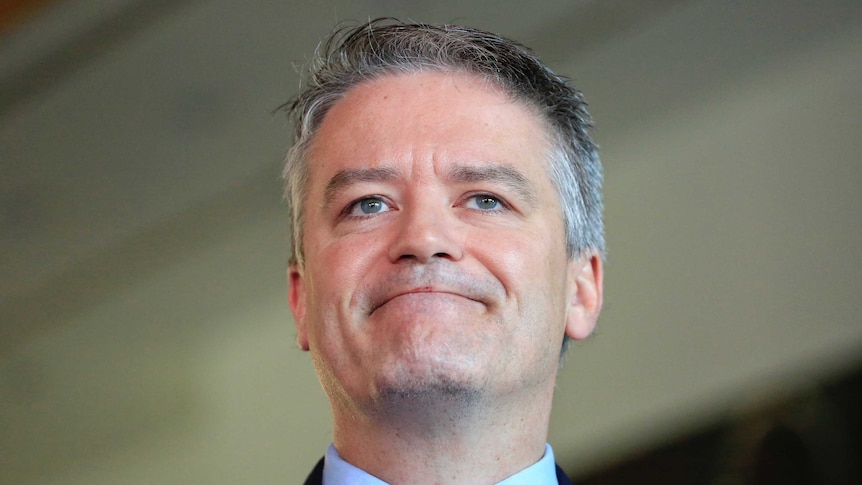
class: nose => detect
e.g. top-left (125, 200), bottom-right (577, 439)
top-left (387, 200), bottom-right (464, 263)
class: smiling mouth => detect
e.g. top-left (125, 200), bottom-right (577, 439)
top-left (370, 288), bottom-right (482, 315)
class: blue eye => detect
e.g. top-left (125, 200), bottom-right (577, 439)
top-left (475, 196), bottom-right (499, 210)
top-left (348, 197), bottom-right (391, 216)
top-left (466, 194), bottom-right (504, 211)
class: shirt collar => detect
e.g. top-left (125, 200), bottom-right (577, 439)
top-left (322, 442), bottom-right (559, 485)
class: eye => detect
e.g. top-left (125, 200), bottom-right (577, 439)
top-left (346, 197), bottom-right (391, 217)
top-left (464, 194), bottom-right (506, 211)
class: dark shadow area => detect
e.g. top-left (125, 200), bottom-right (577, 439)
top-left (572, 362), bottom-right (862, 485)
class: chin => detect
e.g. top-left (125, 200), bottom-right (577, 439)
top-left (370, 356), bottom-right (486, 403)
top-left (376, 380), bottom-right (480, 403)
top-left (369, 377), bottom-right (483, 425)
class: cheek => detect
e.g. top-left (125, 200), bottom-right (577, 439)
top-left (308, 229), bottom-right (377, 278)
top-left (335, 237), bottom-right (390, 278)
top-left (472, 227), bottom-right (564, 287)
top-left (468, 226), bottom-right (570, 331)
top-left (303, 236), bottom-right (385, 318)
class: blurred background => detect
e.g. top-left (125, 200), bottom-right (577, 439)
top-left (2, 0), bottom-right (861, 483)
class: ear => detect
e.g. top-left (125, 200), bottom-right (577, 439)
top-left (564, 254), bottom-right (603, 341)
top-left (288, 265), bottom-right (310, 351)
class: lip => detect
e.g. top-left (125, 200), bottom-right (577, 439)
top-left (369, 287), bottom-right (483, 315)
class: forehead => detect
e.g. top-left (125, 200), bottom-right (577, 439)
top-left (306, 71), bottom-right (553, 185)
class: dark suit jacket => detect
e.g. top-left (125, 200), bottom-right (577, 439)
top-left (303, 457), bottom-right (573, 484)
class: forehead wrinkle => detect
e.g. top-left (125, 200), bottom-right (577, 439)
top-left (322, 166), bottom-right (400, 210)
top-left (447, 163), bottom-right (539, 206)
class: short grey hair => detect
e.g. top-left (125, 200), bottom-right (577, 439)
top-left (282, 18), bottom-right (604, 269)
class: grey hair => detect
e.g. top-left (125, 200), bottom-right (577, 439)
top-left (282, 18), bottom-right (604, 269)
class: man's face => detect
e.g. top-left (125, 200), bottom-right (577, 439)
top-left (289, 71), bottom-right (601, 410)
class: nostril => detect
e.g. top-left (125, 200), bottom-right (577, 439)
top-left (395, 252), bottom-right (451, 263)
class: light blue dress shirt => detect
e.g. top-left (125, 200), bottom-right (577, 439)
top-left (322, 442), bottom-right (559, 484)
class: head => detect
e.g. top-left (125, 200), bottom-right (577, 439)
top-left (282, 20), bottom-right (604, 417)
top-left (283, 19), bottom-right (604, 269)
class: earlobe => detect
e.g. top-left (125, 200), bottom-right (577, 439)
top-left (564, 254), bottom-right (603, 341)
top-left (288, 266), bottom-right (310, 351)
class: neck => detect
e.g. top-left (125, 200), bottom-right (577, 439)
top-left (330, 382), bottom-right (555, 484)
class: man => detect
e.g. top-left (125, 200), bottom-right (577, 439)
top-left (283, 19), bottom-right (604, 484)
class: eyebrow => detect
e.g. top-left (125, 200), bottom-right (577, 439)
top-left (323, 166), bottom-right (399, 209)
top-left (448, 163), bottom-right (539, 206)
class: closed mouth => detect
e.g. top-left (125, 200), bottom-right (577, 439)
top-left (370, 288), bottom-right (480, 314)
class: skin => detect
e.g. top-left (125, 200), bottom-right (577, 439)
top-left (289, 71), bottom-right (602, 484)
